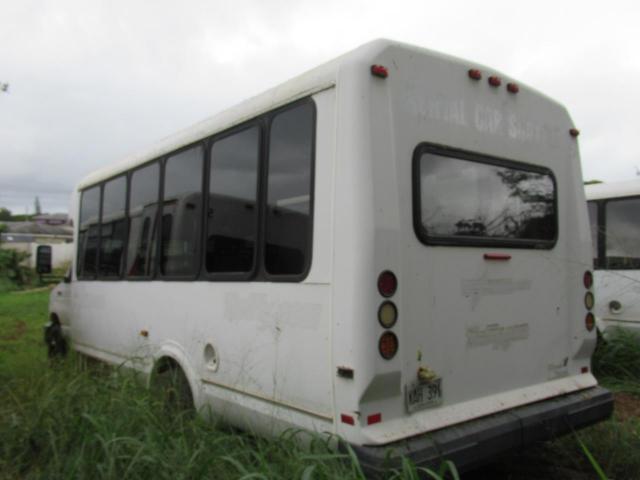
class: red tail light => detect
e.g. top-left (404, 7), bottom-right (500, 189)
top-left (585, 313), bottom-right (595, 332)
top-left (583, 271), bottom-right (593, 289)
top-left (377, 270), bottom-right (397, 297)
top-left (379, 332), bottom-right (399, 360)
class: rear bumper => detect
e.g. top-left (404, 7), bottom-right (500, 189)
top-left (348, 386), bottom-right (613, 475)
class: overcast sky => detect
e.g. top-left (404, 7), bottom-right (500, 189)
top-left (1, 0), bottom-right (639, 215)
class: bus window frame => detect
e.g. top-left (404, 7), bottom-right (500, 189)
top-left (75, 96), bottom-right (316, 284)
top-left (125, 158), bottom-right (162, 281)
top-left (262, 98), bottom-right (317, 283)
top-left (600, 195), bottom-right (640, 270)
top-left (204, 120), bottom-right (264, 282)
top-left (157, 140), bottom-right (207, 281)
top-left (412, 142), bottom-right (559, 250)
top-left (97, 173), bottom-right (128, 281)
top-left (77, 185), bottom-right (102, 280)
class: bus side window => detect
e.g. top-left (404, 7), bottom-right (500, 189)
top-left (99, 175), bottom-right (127, 278)
top-left (160, 146), bottom-right (204, 277)
top-left (77, 186), bottom-right (101, 278)
top-left (207, 126), bottom-right (260, 274)
top-left (587, 201), bottom-right (599, 268)
top-left (265, 102), bottom-right (314, 277)
top-left (126, 162), bottom-right (160, 277)
top-left (605, 197), bottom-right (640, 269)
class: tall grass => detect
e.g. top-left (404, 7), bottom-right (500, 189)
top-left (2, 290), bottom-right (639, 479)
top-left (593, 328), bottom-right (640, 395)
top-left (0, 360), bottom-right (365, 479)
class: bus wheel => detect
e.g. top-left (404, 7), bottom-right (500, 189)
top-left (44, 315), bottom-right (67, 358)
top-left (152, 358), bottom-right (194, 413)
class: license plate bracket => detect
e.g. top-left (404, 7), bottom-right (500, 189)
top-left (405, 378), bottom-right (443, 413)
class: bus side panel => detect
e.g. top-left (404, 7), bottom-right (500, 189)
top-left (70, 88), bottom-right (338, 436)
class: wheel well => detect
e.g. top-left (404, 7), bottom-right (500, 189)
top-left (49, 313), bottom-right (60, 324)
top-left (150, 356), bottom-right (194, 409)
top-left (153, 356), bottom-right (178, 375)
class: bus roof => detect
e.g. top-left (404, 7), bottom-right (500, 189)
top-left (77, 38), bottom-right (561, 191)
top-left (585, 178), bottom-right (640, 201)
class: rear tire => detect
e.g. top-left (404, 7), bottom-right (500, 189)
top-left (152, 360), bottom-right (194, 412)
top-left (44, 316), bottom-right (67, 358)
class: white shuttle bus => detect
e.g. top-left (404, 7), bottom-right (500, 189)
top-left (49, 40), bottom-right (612, 473)
top-left (586, 179), bottom-right (640, 337)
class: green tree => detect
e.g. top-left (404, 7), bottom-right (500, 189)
top-left (0, 207), bottom-right (11, 221)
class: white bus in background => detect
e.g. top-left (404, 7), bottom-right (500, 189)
top-left (48, 39), bottom-right (612, 474)
top-left (586, 179), bottom-right (640, 337)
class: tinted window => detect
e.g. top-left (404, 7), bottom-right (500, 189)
top-left (605, 197), bottom-right (640, 269)
top-left (207, 127), bottom-right (260, 273)
top-left (415, 148), bottom-right (556, 246)
top-left (77, 186), bottom-right (101, 277)
top-left (161, 146), bottom-right (203, 276)
top-left (99, 175), bottom-right (127, 277)
top-left (587, 201), bottom-right (599, 266)
top-left (265, 103), bottom-right (314, 275)
top-left (126, 162), bottom-right (160, 277)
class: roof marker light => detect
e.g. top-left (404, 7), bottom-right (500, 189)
top-left (370, 65), bottom-right (389, 78)
top-left (570, 128), bottom-right (580, 137)
top-left (468, 69), bottom-right (482, 80)
top-left (507, 82), bottom-right (519, 94)
top-left (488, 76), bottom-right (502, 87)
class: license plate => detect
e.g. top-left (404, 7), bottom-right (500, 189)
top-left (406, 378), bottom-right (442, 412)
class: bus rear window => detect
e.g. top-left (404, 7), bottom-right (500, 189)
top-left (413, 144), bottom-right (556, 248)
top-left (605, 197), bottom-right (640, 269)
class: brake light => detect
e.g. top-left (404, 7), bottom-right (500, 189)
top-left (583, 271), bottom-right (593, 289)
top-left (379, 332), bottom-right (399, 360)
top-left (377, 271), bottom-right (397, 298)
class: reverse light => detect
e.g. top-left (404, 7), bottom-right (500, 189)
top-left (379, 332), bottom-right (399, 360)
top-left (585, 312), bottom-right (595, 332)
top-left (377, 270), bottom-right (397, 298)
top-left (378, 301), bottom-right (398, 329)
top-left (585, 292), bottom-right (595, 310)
top-left (583, 271), bottom-right (593, 289)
